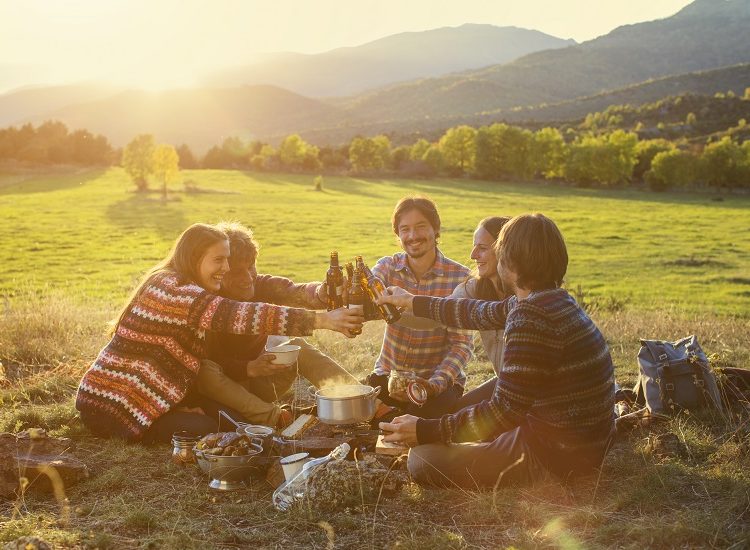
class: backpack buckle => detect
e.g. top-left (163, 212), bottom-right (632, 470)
top-left (659, 353), bottom-right (668, 361)
top-left (665, 383), bottom-right (675, 391)
top-left (695, 379), bottom-right (705, 388)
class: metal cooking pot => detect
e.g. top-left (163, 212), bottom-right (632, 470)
top-left (309, 384), bottom-right (381, 425)
top-left (193, 439), bottom-right (263, 491)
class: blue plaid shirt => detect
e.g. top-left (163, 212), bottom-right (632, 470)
top-left (372, 249), bottom-right (473, 394)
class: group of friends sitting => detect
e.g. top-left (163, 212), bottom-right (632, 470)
top-left (75, 196), bottom-right (616, 490)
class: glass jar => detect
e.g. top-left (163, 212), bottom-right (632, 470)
top-left (388, 370), bottom-right (428, 406)
top-left (171, 431), bottom-right (200, 465)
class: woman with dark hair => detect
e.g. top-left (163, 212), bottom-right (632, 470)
top-left (451, 216), bottom-right (511, 410)
top-left (76, 223), bottom-right (362, 443)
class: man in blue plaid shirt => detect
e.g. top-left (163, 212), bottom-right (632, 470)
top-left (366, 196), bottom-right (473, 418)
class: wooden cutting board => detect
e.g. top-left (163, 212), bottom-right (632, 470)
top-left (375, 434), bottom-right (408, 456)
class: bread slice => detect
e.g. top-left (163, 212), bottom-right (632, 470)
top-left (280, 414), bottom-right (318, 439)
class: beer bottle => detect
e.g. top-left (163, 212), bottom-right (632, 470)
top-left (346, 262), bottom-right (364, 336)
top-left (325, 252), bottom-right (345, 311)
top-left (358, 261), bottom-right (401, 324)
top-left (355, 257), bottom-right (380, 321)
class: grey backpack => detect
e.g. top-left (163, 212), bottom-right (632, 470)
top-left (634, 335), bottom-right (723, 416)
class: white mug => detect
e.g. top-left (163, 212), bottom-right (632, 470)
top-left (279, 452), bottom-right (310, 481)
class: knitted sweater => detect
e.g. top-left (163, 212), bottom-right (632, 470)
top-left (206, 274), bottom-right (325, 381)
top-left (450, 281), bottom-right (504, 375)
top-left (414, 289), bottom-right (615, 477)
top-left (76, 271), bottom-right (316, 440)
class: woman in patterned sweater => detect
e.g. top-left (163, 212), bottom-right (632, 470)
top-left (76, 223), bottom-right (362, 442)
top-left (379, 214), bottom-right (615, 488)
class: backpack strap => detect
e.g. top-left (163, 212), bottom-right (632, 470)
top-left (689, 355), bottom-right (709, 408)
top-left (642, 340), bottom-right (673, 409)
top-left (642, 340), bottom-right (670, 367)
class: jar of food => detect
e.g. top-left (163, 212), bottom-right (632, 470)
top-left (171, 431), bottom-right (200, 465)
top-left (388, 370), bottom-right (428, 407)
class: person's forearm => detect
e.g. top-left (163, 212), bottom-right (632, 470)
top-left (412, 296), bottom-right (509, 331)
top-left (428, 333), bottom-right (473, 394)
top-left (256, 275), bottom-right (325, 309)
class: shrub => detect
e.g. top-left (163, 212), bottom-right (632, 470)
top-left (646, 149), bottom-right (698, 190)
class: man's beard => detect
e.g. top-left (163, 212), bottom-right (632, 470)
top-left (404, 239), bottom-right (430, 259)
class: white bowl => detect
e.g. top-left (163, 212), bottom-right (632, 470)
top-left (265, 344), bottom-right (301, 366)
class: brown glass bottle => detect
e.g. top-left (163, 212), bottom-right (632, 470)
top-left (358, 261), bottom-right (401, 324)
top-left (355, 257), bottom-right (380, 321)
top-left (325, 252), bottom-right (345, 311)
top-left (346, 261), bottom-right (364, 336)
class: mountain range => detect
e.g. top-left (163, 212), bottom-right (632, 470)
top-left (2, 0), bottom-right (749, 150)
top-left (204, 24), bottom-right (575, 97)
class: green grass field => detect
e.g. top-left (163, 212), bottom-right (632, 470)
top-left (1, 168), bottom-right (749, 549)
top-left (1, 168), bottom-right (749, 315)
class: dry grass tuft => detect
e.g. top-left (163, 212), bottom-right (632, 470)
top-left (0, 287), bottom-right (110, 379)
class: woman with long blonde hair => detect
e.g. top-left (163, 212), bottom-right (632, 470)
top-left (76, 223), bottom-right (362, 442)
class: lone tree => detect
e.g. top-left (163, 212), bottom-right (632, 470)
top-left (152, 144), bottom-right (180, 200)
top-left (122, 134), bottom-right (156, 191)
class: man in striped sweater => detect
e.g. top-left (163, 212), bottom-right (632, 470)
top-left (379, 213), bottom-right (615, 488)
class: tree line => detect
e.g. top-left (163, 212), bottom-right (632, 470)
top-left (0, 121), bottom-right (114, 165)
top-left (2, 116), bottom-right (749, 192)
top-left (146, 124), bottom-right (749, 191)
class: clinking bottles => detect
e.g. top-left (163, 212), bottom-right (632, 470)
top-left (346, 262), bottom-right (364, 336)
top-left (272, 442), bottom-right (351, 511)
top-left (357, 257), bottom-right (401, 324)
top-left (325, 251), bottom-right (345, 311)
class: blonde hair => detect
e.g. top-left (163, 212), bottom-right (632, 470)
top-left (109, 223), bottom-right (228, 335)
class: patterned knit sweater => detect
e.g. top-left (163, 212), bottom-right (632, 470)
top-left (76, 271), bottom-right (316, 440)
top-left (414, 289), bottom-right (615, 477)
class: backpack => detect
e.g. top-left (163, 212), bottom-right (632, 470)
top-left (634, 335), bottom-right (723, 416)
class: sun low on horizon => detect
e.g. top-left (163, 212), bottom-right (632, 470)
top-left (0, 0), bottom-right (693, 93)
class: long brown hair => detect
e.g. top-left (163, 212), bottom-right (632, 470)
top-left (466, 216), bottom-right (511, 300)
top-left (109, 223), bottom-right (228, 335)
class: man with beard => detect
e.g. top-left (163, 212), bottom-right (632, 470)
top-left (195, 222), bottom-right (365, 429)
top-left (365, 196), bottom-right (473, 418)
top-left (378, 213), bottom-right (615, 489)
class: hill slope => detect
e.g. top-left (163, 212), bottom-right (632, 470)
top-left (338, 0), bottom-right (750, 122)
top-left (204, 24), bottom-right (575, 97)
top-left (0, 83), bottom-right (122, 127)
top-left (27, 86), bottom-right (347, 152)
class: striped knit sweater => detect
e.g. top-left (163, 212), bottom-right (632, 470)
top-left (414, 289), bottom-right (615, 477)
top-left (76, 271), bottom-right (316, 441)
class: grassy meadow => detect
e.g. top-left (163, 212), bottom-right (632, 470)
top-left (1, 167), bottom-right (749, 549)
top-left (1, 168), bottom-right (749, 314)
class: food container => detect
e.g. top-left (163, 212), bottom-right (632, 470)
top-left (388, 370), bottom-right (428, 406)
top-left (242, 424), bottom-right (275, 457)
top-left (265, 343), bottom-right (301, 366)
top-left (309, 384), bottom-right (381, 425)
top-left (171, 431), bottom-right (200, 465)
top-left (193, 439), bottom-right (263, 491)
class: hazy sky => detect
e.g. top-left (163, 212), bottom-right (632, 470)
top-left (0, 0), bottom-right (693, 92)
